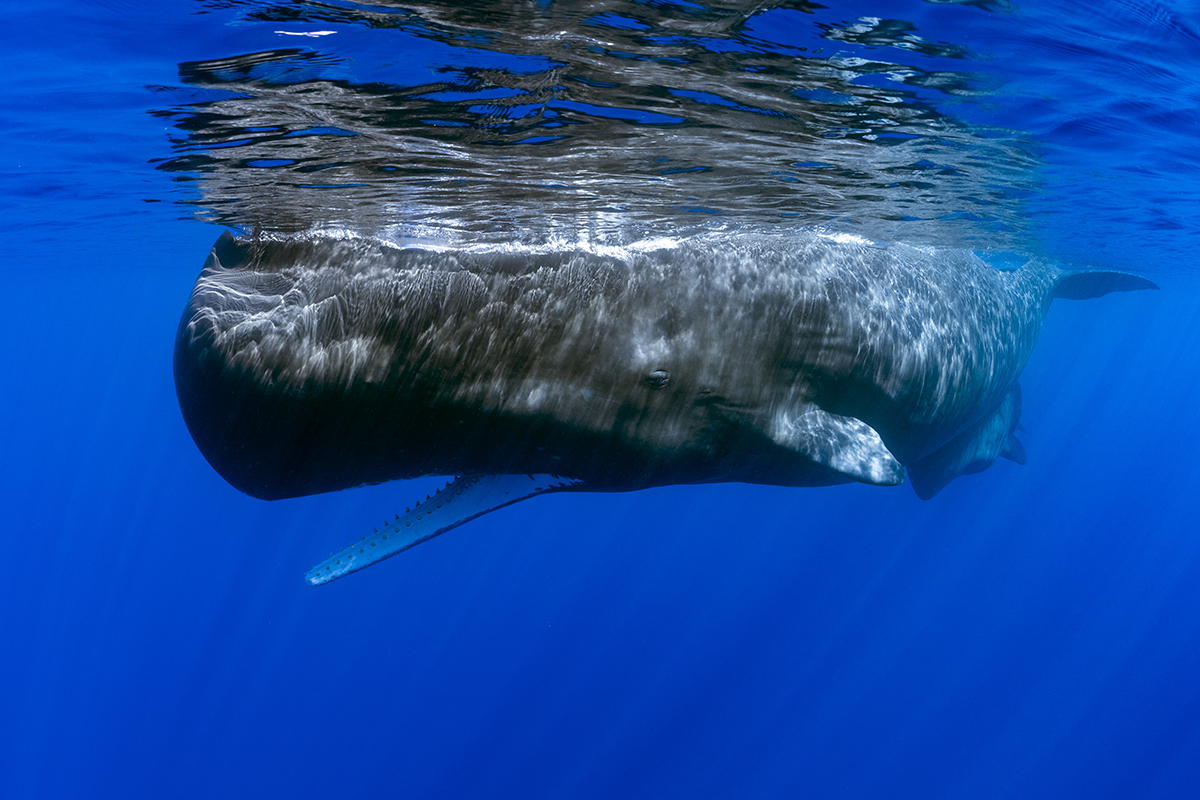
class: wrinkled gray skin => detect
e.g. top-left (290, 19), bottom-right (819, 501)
top-left (174, 230), bottom-right (1154, 502)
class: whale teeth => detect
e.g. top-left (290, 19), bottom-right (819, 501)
top-left (304, 473), bottom-right (586, 586)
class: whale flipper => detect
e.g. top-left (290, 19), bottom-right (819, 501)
top-left (771, 407), bottom-right (905, 486)
top-left (306, 474), bottom-right (582, 586)
top-left (1053, 270), bottom-right (1159, 300)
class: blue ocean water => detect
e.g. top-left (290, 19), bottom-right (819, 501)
top-left (2, 1), bottom-right (1199, 798)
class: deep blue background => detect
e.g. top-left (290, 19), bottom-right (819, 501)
top-left (2, 1), bottom-right (1198, 798)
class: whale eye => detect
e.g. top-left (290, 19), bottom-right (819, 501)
top-left (645, 369), bottom-right (670, 389)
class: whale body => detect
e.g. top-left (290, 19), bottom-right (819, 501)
top-left (173, 230), bottom-right (1155, 583)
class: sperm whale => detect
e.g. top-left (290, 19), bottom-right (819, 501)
top-left (173, 230), bottom-right (1155, 583)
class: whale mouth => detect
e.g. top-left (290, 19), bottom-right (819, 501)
top-left (305, 474), bottom-right (582, 585)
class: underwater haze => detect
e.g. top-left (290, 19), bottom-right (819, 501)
top-left (2, 1), bottom-right (1199, 798)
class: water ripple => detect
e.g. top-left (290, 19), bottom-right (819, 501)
top-left (147, 0), bottom-right (1052, 248)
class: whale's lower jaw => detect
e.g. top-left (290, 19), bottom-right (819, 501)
top-left (306, 474), bottom-right (584, 586)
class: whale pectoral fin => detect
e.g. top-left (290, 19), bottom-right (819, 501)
top-left (772, 407), bottom-right (905, 486)
top-left (305, 474), bottom-right (583, 586)
top-left (1053, 270), bottom-right (1158, 300)
top-left (1001, 435), bottom-right (1027, 465)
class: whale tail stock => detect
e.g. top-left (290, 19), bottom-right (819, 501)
top-left (907, 266), bottom-right (1158, 499)
top-left (907, 385), bottom-right (1026, 500)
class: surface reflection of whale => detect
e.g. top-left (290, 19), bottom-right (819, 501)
top-left (174, 230), bottom-right (1155, 584)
